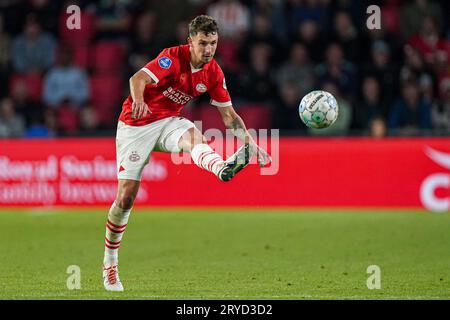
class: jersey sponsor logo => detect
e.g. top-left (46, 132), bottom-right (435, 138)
top-left (158, 56), bottom-right (172, 69)
top-left (163, 86), bottom-right (193, 105)
top-left (196, 83), bottom-right (207, 93)
top-left (129, 151), bottom-right (141, 162)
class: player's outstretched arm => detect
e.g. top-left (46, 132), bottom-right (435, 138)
top-left (218, 106), bottom-right (272, 167)
top-left (129, 70), bottom-right (154, 119)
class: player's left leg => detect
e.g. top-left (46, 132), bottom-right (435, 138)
top-left (156, 117), bottom-right (252, 181)
top-left (178, 126), bottom-right (226, 176)
top-left (178, 127), bottom-right (252, 181)
top-left (155, 117), bottom-right (225, 176)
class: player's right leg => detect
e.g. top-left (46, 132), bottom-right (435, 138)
top-left (103, 179), bottom-right (139, 292)
top-left (102, 119), bottom-right (167, 292)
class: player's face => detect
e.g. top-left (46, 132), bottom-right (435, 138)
top-left (189, 32), bottom-right (218, 66)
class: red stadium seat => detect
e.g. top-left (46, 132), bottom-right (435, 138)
top-left (89, 75), bottom-right (124, 125)
top-left (92, 42), bottom-right (125, 74)
top-left (381, 5), bottom-right (400, 35)
top-left (9, 73), bottom-right (43, 102)
top-left (237, 104), bottom-right (272, 130)
top-left (72, 46), bottom-right (90, 69)
top-left (59, 11), bottom-right (96, 48)
top-left (56, 104), bottom-right (79, 134)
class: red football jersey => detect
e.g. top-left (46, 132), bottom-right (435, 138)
top-left (119, 44), bottom-right (232, 126)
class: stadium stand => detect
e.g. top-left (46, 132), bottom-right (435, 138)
top-left (0, 0), bottom-right (448, 137)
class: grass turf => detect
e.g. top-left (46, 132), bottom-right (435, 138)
top-left (0, 208), bottom-right (449, 300)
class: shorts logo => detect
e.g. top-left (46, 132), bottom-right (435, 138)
top-left (129, 151), bottom-right (141, 162)
top-left (196, 83), bottom-right (207, 93)
top-left (158, 57), bottom-right (172, 69)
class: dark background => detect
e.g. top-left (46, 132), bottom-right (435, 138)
top-left (0, 0), bottom-right (449, 138)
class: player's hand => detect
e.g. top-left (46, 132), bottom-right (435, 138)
top-left (250, 143), bottom-right (272, 168)
top-left (131, 101), bottom-right (151, 119)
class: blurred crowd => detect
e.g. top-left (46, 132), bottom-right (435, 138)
top-left (0, 0), bottom-right (449, 138)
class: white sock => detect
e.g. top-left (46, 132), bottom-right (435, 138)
top-left (190, 143), bottom-right (224, 176)
top-left (103, 202), bottom-right (131, 267)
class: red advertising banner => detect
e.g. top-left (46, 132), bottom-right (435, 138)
top-left (0, 138), bottom-right (448, 211)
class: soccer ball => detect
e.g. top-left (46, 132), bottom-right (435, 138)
top-left (299, 90), bottom-right (339, 129)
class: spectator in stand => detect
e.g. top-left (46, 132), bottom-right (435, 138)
top-left (295, 19), bottom-right (325, 63)
top-left (40, 107), bottom-right (57, 137)
top-left (368, 116), bottom-right (388, 139)
top-left (24, 109), bottom-right (53, 138)
top-left (128, 11), bottom-right (166, 74)
top-left (388, 79), bottom-right (432, 134)
top-left (433, 46), bottom-right (450, 83)
top-left (326, 0), bottom-right (366, 30)
top-left (276, 42), bottom-right (315, 99)
top-left (274, 81), bottom-right (306, 133)
top-left (0, 98), bottom-right (25, 137)
top-left (315, 42), bottom-right (357, 101)
top-left (148, 0), bottom-right (195, 37)
top-left (289, 0), bottom-right (327, 34)
top-left (359, 12), bottom-right (402, 65)
top-left (401, 0), bottom-right (443, 40)
top-left (0, 14), bottom-right (11, 98)
top-left (78, 103), bottom-right (105, 136)
top-left (249, 0), bottom-right (288, 45)
top-left (331, 10), bottom-right (362, 64)
top-left (363, 40), bottom-right (399, 107)
top-left (43, 47), bottom-right (89, 108)
top-left (236, 42), bottom-right (276, 105)
top-left (420, 73), bottom-right (436, 106)
top-left (400, 44), bottom-right (435, 91)
top-left (308, 80), bottom-right (353, 136)
top-left (89, 0), bottom-right (134, 42)
top-left (352, 76), bottom-right (388, 131)
top-left (407, 15), bottom-right (449, 67)
top-left (241, 14), bottom-right (282, 64)
top-left (166, 20), bottom-right (191, 48)
top-left (10, 77), bottom-right (43, 128)
top-left (0, 0), bottom-right (29, 35)
top-left (207, 0), bottom-right (251, 42)
top-left (10, 14), bottom-right (56, 74)
top-left (27, 0), bottom-right (62, 34)
top-left (431, 77), bottom-right (450, 133)
top-left (204, 1), bottom-right (251, 77)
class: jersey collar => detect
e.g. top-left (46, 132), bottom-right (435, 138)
top-left (181, 44), bottom-right (211, 73)
top-left (190, 63), bottom-right (202, 73)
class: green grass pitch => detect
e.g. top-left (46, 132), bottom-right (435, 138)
top-left (1, 208), bottom-right (449, 300)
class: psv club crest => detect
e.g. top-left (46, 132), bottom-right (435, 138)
top-left (129, 151), bottom-right (141, 162)
top-left (196, 83), bottom-right (207, 93)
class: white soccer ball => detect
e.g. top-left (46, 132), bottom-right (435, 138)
top-left (299, 90), bottom-right (339, 129)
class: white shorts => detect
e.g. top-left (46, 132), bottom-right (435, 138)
top-left (116, 117), bottom-right (195, 181)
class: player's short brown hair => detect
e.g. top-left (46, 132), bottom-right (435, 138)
top-left (188, 15), bottom-right (219, 37)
